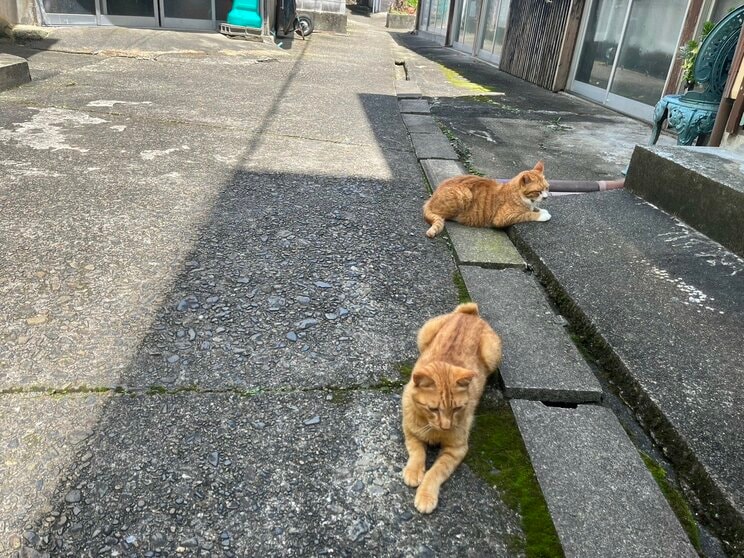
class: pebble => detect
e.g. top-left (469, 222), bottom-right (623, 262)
top-left (176, 296), bottom-right (199, 311)
top-left (286, 332), bottom-right (298, 342)
top-left (188, 328), bottom-right (196, 341)
top-left (65, 489), bottom-right (82, 504)
top-left (23, 530), bottom-right (40, 546)
top-left (400, 510), bottom-right (413, 522)
top-left (26, 314), bottom-right (48, 326)
top-left (417, 544), bottom-right (435, 558)
top-left (125, 535), bottom-right (137, 545)
top-left (303, 415), bottom-right (321, 426)
top-left (167, 355), bottom-right (180, 363)
top-left (206, 296), bottom-right (220, 303)
top-left (325, 313), bottom-right (337, 320)
top-left (351, 480), bottom-right (364, 493)
top-left (368, 486), bottom-right (385, 496)
top-left (252, 421), bottom-right (266, 429)
top-left (298, 318), bottom-right (318, 330)
top-left (314, 281), bottom-right (332, 289)
top-left (297, 296), bottom-right (311, 305)
top-left (339, 307), bottom-right (349, 317)
top-left (348, 519), bottom-right (370, 542)
top-left (208, 452), bottom-right (219, 467)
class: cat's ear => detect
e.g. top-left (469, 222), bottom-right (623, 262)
top-left (453, 368), bottom-right (476, 388)
top-left (534, 160), bottom-right (544, 173)
top-left (413, 370), bottom-right (435, 389)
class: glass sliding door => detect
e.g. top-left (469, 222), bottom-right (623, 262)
top-left (454, 0), bottom-right (480, 53)
top-left (570, 0), bottom-right (690, 121)
top-left (100, 0), bottom-right (158, 27)
top-left (476, 0), bottom-right (509, 64)
top-left (160, 0), bottom-right (216, 29)
top-left (42, 0), bottom-right (98, 24)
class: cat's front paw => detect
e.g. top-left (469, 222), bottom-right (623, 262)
top-left (414, 487), bottom-right (439, 514)
top-left (537, 209), bottom-right (551, 222)
top-left (403, 463), bottom-right (425, 487)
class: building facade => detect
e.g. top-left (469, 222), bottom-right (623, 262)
top-left (0, 0), bottom-right (345, 32)
top-left (417, 0), bottom-right (744, 122)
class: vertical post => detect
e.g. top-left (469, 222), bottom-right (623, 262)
top-left (709, 23), bottom-right (744, 145)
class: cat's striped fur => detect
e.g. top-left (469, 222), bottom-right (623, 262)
top-left (423, 161), bottom-right (550, 238)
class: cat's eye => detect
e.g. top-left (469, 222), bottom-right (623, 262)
top-left (454, 406), bottom-right (464, 412)
top-left (427, 406), bottom-right (439, 412)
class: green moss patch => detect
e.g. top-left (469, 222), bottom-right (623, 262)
top-left (640, 452), bottom-right (701, 551)
top-left (453, 269), bottom-right (472, 304)
top-left (397, 361), bottom-right (414, 382)
top-left (466, 399), bottom-right (563, 557)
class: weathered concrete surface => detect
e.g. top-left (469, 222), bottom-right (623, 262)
top-left (25, 392), bottom-right (521, 556)
top-left (420, 158), bottom-right (464, 189)
top-left (462, 268), bottom-right (602, 403)
top-left (389, 32), bottom-right (675, 181)
top-left (447, 224), bottom-right (523, 268)
top-left (0, 53), bottom-right (30, 91)
top-left (401, 112), bottom-right (440, 134)
top-left (510, 190), bottom-right (744, 552)
top-left (399, 98), bottom-right (430, 114)
top-left (409, 132), bottom-right (458, 160)
top-left (511, 400), bottom-right (697, 558)
top-left (626, 146), bottom-right (744, 257)
top-left (0, 14), bottom-right (527, 557)
top-left (395, 79), bottom-right (421, 98)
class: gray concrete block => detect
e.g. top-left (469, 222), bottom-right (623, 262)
top-left (511, 400), bottom-right (697, 558)
top-left (0, 53), bottom-right (30, 92)
top-left (410, 132), bottom-right (457, 160)
top-left (447, 222), bottom-right (523, 268)
top-left (461, 267), bottom-right (602, 403)
top-left (395, 80), bottom-right (421, 98)
top-left (402, 113), bottom-right (440, 134)
top-left (626, 146), bottom-right (744, 257)
top-left (420, 159), bottom-right (464, 189)
top-left (399, 99), bottom-right (430, 114)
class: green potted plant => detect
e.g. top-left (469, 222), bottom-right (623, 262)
top-left (679, 20), bottom-right (715, 91)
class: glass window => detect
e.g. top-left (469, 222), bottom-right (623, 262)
top-left (711, 0), bottom-right (742, 23)
top-left (479, 0), bottom-right (499, 54)
top-left (609, 0), bottom-right (687, 105)
top-left (43, 0), bottom-right (95, 14)
top-left (104, 0), bottom-right (155, 17)
top-left (575, 0), bottom-right (629, 90)
top-left (163, 0), bottom-right (213, 19)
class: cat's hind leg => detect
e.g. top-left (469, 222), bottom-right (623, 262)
top-left (479, 327), bottom-right (502, 373)
top-left (416, 313), bottom-right (451, 352)
top-left (423, 202), bottom-right (446, 238)
top-left (423, 188), bottom-right (473, 238)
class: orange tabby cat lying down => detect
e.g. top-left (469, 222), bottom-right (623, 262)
top-left (423, 161), bottom-right (551, 238)
top-left (402, 303), bottom-right (502, 513)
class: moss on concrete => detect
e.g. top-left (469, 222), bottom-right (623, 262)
top-left (440, 66), bottom-right (494, 93)
top-left (453, 269), bottom-right (472, 304)
top-left (640, 452), bottom-right (701, 551)
top-left (466, 398), bottom-right (564, 557)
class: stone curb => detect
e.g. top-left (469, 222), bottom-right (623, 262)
top-left (0, 53), bottom-right (31, 92)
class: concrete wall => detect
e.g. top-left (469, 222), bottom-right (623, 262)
top-left (0, 0), bottom-right (39, 26)
top-left (296, 0), bottom-right (346, 32)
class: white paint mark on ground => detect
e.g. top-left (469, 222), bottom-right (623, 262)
top-left (0, 108), bottom-right (107, 152)
top-left (110, 125), bottom-right (127, 132)
top-left (140, 146), bottom-right (189, 161)
top-left (642, 259), bottom-right (720, 312)
top-left (87, 100), bottom-right (153, 107)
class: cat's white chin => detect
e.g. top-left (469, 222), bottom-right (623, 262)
top-left (537, 209), bottom-right (551, 222)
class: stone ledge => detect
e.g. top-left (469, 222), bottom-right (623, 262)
top-left (462, 267), bottom-right (602, 403)
top-left (625, 145), bottom-right (744, 257)
top-left (512, 400), bottom-right (697, 557)
top-left (0, 53), bottom-right (31, 92)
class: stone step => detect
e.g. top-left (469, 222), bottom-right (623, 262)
top-left (510, 189), bottom-right (744, 552)
top-left (0, 53), bottom-right (31, 92)
top-left (626, 146), bottom-right (744, 257)
top-left (461, 267), bottom-right (602, 403)
top-left (511, 400), bottom-right (697, 558)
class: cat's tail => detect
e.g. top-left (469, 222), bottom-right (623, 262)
top-left (423, 200), bottom-right (445, 238)
top-left (454, 302), bottom-right (479, 315)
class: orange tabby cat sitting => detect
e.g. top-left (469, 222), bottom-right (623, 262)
top-left (402, 303), bottom-right (502, 513)
top-left (423, 161), bottom-right (551, 238)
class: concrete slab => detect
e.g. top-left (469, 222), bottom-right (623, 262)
top-left (511, 190), bottom-right (744, 551)
top-left (399, 98), bottom-right (430, 114)
top-left (401, 113), bottom-right (440, 134)
top-left (511, 400), bottom-right (697, 558)
top-left (395, 79), bottom-right (422, 98)
top-left (0, 393), bottom-right (107, 554)
top-left (447, 223), bottom-right (523, 268)
top-left (461, 268), bottom-right (602, 403)
top-left (420, 158), bottom-right (465, 189)
top-left (19, 392), bottom-right (522, 556)
top-left (410, 132), bottom-right (458, 160)
top-left (0, 53), bottom-right (31, 92)
top-left (626, 146), bottom-right (744, 257)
